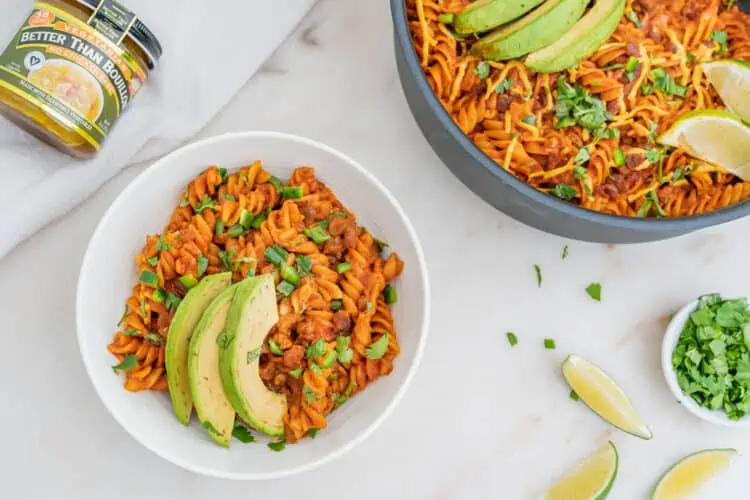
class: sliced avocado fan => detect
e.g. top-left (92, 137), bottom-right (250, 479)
top-left (455, 0), bottom-right (546, 35)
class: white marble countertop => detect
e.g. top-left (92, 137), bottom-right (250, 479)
top-left (2, 0), bottom-right (750, 498)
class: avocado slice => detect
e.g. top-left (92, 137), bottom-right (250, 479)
top-left (188, 284), bottom-right (239, 447)
top-left (455, 0), bottom-right (546, 35)
top-left (471, 0), bottom-right (589, 61)
top-left (525, 0), bottom-right (625, 73)
top-left (219, 275), bottom-right (286, 437)
top-left (165, 272), bottom-right (232, 425)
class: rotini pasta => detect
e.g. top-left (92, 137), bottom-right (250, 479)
top-left (407, 0), bottom-right (750, 217)
top-left (108, 164), bottom-right (404, 442)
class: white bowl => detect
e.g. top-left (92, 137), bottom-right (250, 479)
top-left (76, 131), bottom-right (430, 479)
top-left (661, 297), bottom-right (750, 427)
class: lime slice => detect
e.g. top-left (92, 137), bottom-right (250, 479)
top-left (658, 109), bottom-right (750, 180)
top-left (544, 441), bottom-right (618, 500)
top-left (651, 449), bottom-right (738, 499)
top-left (702, 59), bottom-right (750, 121)
top-left (562, 355), bottom-right (652, 439)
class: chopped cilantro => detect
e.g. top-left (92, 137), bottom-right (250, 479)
top-left (474, 61), bottom-right (490, 79)
top-left (651, 68), bottom-right (687, 97)
top-left (246, 347), bottom-right (261, 364)
top-left (625, 11), bottom-right (642, 28)
top-left (222, 194), bottom-right (236, 201)
top-left (146, 255), bottom-right (159, 267)
top-left (232, 422), bottom-right (255, 443)
top-left (194, 197), bottom-right (219, 214)
top-left (155, 235), bottom-right (172, 251)
top-left (710, 30), bottom-right (729, 54)
top-left (296, 255), bottom-right (313, 275)
top-left (365, 333), bottom-right (390, 360)
top-left (562, 245), bottom-right (569, 259)
top-left (534, 264), bottom-right (542, 288)
top-left (268, 440), bottom-right (286, 452)
top-left (570, 390), bottom-right (580, 401)
top-left (586, 283), bottom-right (602, 301)
top-left (554, 77), bottom-right (612, 131)
top-left (165, 293), bottom-right (182, 312)
top-left (331, 299), bottom-right (343, 311)
top-left (544, 338), bottom-right (556, 350)
top-left (112, 354), bottom-right (138, 373)
top-left (143, 333), bottom-right (164, 345)
top-left (573, 166), bottom-right (588, 180)
top-left (672, 294), bottom-right (750, 419)
top-left (197, 253), bottom-right (208, 277)
top-left (307, 338), bottom-right (328, 359)
top-left (574, 146), bottom-right (590, 165)
top-left (495, 78), bottom-right (513, 94)
top-left (303, 384), bottom-right (318, 404)
top-left (506, 332), bottom-right (518, 347)
top-left (522, 114), bottom-right (536, 125)
top-left (550, 184), bottom-right (577, 200)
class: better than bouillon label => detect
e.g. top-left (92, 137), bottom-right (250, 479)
top-left (0, 1), bottom-right (147, 149)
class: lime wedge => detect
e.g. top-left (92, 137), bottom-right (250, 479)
top-left (562, 355), bottom-right (652, 439)
top-left (658, 109), bottom-right (750, 180)
top-left (544, 441), bottom-right (618, 500)
top-left (703, 59), bottom-right (750, 121)
top-left (651, 449), bottom-right (738, 499)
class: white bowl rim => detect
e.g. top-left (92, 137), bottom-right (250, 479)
top-left (661, 295), bottom-right (750, 427)
top-left (76, 130), bottom-right (431, 479)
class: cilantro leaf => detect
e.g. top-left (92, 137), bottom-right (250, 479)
top-left (550, 184), bottom-right (577, 200)
top-left (586, 283), bottom-right (602, 301)
top-left (112, 354), bottom-right (138, 373)
top-left (365, 333), bottom-right (390, 360)
top-left (495, 78), bottom-right (513, 94)
top-left (194, 196), bottom-right (219, 214)
top-left (268, 440), bottom-right (286, 452)
top-left (474, 61), bottom-right (490, 79)
top-left (306, 338), bottom-right (328, 359)
top-left (534, 264), bottom-right (542, 288)
top-left (232, 422), bottom-right (255, 443)
top-left (506, 332), bottom-right (518, 347)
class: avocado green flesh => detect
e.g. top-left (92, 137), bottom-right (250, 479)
top-left (165, 272), bottom-right (232, 425)
top-left (219, 275), bottom-right (286, 437)
top-left (188, 285), bottom-right (238, 447)
top-left (525, 0), bottom-right (625, 73)
top-left (455, 0), bottom-right (546, 35)
top-left (471, 0), bottom-right (589, 61)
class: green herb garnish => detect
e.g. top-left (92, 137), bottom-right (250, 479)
top-left (495, 78), bottom-right (513, 94)
top-left (165, 293), bottom-right (182, 312)
top-left (143, 333), bottom-right (164, 345)
top-left (288, 368), bottom-right (302, 378)
top-left (336, 335), bottom-right (354, 364)
top-left (307, 338), bottom-right (328, 359)
top-left (268, 176), bottom-right (283, 194)
top-left (194, 197), bottom-right (219, 214)
top-left (474, 61), bottom-right (490, 79)
top-left (277, 280), bottom-right (296, 297)
top-left (551, 184), bottom-right (577, 200)
top-left (506, 332), bottom-right (518, 347)
top-left (232, 422), bottom-right (255, 443)
top-left (336, 262), bottom-right (352, 274)
top-left (562, 245), bottom-right (569, 259)
top-left (155, 235), bottom-right (172, 251)
top-left (534, 264), bottom-right (542, 287)
top-left (146, 255), bottom-right (159, 267)
top-left (282, 186), bottom-right (303, 200)
top-left (574, 146), bottom-right (590, 165)
top-left (586, 282), bottom-right (602, 301)
top-left (710, 30), bottom-right (728, 54)
top-left (383, 284), bottom-right (397, 304)
top-left (222, 194), bottom-right (236, 201)
top-left (651, 68), bottom-right (687, 97)
top-left (625, 11), bottom-right (642, 28)
top-left (554, 77), bottom-right (612, 131)
top-left (365, 333), bottom-right (390, 360)
top-left (152, 287), bottom-right (165, 302)
top-left (544, 338), bottom-right (556, 350)
top-left (570, 390), bottom-right (580, 401)
top-left (641, 84), bottom-right (654, 96)
top-left (672, 294), bottom-right (750, 419)
top-left (522, 114), bottom-right (536, 125)
top-left (246, 347), bottom-right (261, 364)
top-left (613, 147), bottom-right (625, 167)
top-left (268, 440), bottom-right (286, 452)
top-left (268, 339), bottom-right (284, 355)
top-left (296, 255), bottom-right (312, 275)
top-left (197, 253), bottom-right (208, 277)
top-left (139, 270), bottom-right (158, 287)
top-left (112, 354), bottom-right (138, 373)
top-left (303, 385), bottom-right (318, 404)
top-left (304, 226), bottom-right (330, 244)
top-left (331, 299), bottom-right (343, 311)
top-left (227, 224), bottom-right (245, 238)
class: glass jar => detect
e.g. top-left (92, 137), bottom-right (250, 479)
top-left (0, 0), bottom-right (162, 158)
